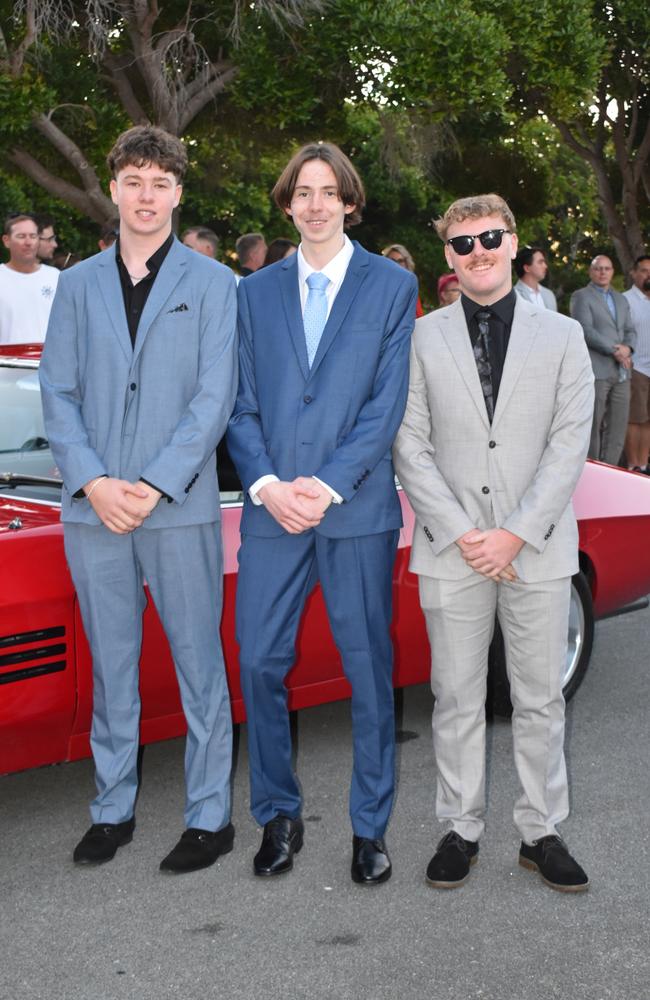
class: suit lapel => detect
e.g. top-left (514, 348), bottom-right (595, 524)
top-left (440, 301), bottom-right (491, 431)
top-left (95, 246), bottom-right (132, 362)
top-left (132, 239), bottom-right (187, 365)
top-left (491, 298), bottom-right (538, 429)
top-left (278, 255), bottom-right (310, 381)
top-left (308, 242), bottom-right (370, 378)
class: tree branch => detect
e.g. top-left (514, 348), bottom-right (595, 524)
top-left (7, 147), bottom-right (113, 221)
top-left (101, 51), bottom-right (151, 124)
top-left (178, 65), bottom-right (238, 132)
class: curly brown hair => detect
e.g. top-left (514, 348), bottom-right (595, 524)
top-left (107, 126), bottom-right (188, 182)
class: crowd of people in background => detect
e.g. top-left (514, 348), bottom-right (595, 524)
top-left (1, 205), bottom-right (649, 474)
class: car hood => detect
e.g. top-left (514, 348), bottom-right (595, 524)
top-left (0, 496), bottom-right (60, 533)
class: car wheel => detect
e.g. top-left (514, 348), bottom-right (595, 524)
top-left (488, 571), bottom-right (595, 718)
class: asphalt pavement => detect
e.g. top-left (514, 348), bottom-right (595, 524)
top-left (2, 602), bottom-right (649, 1000)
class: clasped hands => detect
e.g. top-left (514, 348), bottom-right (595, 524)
top-left (258, 477), bottom-right (332, 534)
top-left (613, 343), bottom-right (632, 369)
top-left (456, 527), bottom-right (524, 582)
top-left (83, 477), bottom-right (162, 534)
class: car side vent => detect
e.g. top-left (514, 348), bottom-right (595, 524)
top-left (0, 625), bottom-right (67, 685)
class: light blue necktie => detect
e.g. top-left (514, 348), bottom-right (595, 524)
top-left (303, 272), bottom-right (330, 367)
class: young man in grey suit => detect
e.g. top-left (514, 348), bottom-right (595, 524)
top-left (393, 194), bottom-right (594, 893)
top-left (40, 126), bottom-right (238, 873)
top-left (570, 255), bottom-right (636, 465)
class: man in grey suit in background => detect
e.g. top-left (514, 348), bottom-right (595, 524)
top-left (513, 246), bottom-right (557, 311)
top-left (570, 255), bottom-right (636, 465)
top-left (393, 194), bottom-right (594, 893)
top-left (40, 126), bottom-right (238, 874)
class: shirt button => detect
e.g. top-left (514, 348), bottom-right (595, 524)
top-left (482, 486), bottom-right (490, 495)
top-left (489, 440), bottom-right (496, 449)
top-left (130, 383), bottom-right (137, 391)
top-left (303, 395), bottom-right (313, 403)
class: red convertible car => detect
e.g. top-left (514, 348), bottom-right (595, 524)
top-left (2, 347), bottom-right (650, 776)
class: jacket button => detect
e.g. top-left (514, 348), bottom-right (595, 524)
top-left (488, 440), bottom-right (496, 448)
top-left (482, 486), bottom-right (490, 495)
top-left (304, 395), bottom-right (312, 403)
top-left (130, 383), bottom-right (136, 391)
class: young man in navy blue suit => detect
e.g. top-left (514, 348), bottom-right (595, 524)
top-left (227, 143), bottom-right (417, 884)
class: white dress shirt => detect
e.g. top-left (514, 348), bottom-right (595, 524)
top-left (624, 285), bottom-right (650, 377)
top-left (249, 235), bottom-right (354, 505)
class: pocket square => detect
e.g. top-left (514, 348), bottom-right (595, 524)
top-left (168, 302), bottom-right (189, 314)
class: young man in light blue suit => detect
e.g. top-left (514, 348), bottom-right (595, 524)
top-left (40, 126), bottom-right (238, 873)
top-left (227, 143), bottom-right (417, 885)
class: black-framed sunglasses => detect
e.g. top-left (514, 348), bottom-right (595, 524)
top-left (446, 229), bottom-right (511, 256)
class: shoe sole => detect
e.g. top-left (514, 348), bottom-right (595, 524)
top-left (253, 836), bottom-right (303, 877)
top-left (73, 831), bottom-right (134, 865)
top-left (518, 856), bottom-right (589, 892)
top-left (159, 839), bottom-right (234, 875)
top-left (425, 855), bottom-right (478, 889)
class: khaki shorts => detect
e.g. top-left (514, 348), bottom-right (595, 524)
top-left (629, 369), bottom-right (650, 424)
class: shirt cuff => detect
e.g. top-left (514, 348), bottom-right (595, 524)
top-left (313, 476), bottom-right (343, 504)
top-left (250, 474), bottom-right (280, 505)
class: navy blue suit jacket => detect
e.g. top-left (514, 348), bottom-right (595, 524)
top-left (227, 241), bottom-right (417, 538)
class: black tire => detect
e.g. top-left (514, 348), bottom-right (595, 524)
top-left (488, 571), bottom-right (595, 718)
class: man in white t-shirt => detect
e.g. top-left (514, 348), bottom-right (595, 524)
top-left (0, 214), bottom-right (59, 344)
top-left (514, 246), bottom-right (558, 311)
top-left (624, 255), bottom-right (650, 472)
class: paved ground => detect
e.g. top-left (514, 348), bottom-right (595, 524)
top-left (2, 603), bottom-right (649, 1000)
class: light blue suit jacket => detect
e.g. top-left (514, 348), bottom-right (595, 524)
top-left (40, 238), bottom-right (238, 527)
top-left (227, 242), bottom-right (417, 539)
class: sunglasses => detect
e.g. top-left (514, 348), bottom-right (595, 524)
top-left (446, 229), bottom-right (511, 256)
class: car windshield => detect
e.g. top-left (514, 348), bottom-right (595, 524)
top-left (0, 366), bottom-right (61, 497)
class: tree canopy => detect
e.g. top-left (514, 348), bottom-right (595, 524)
top-left (0, 1), bottom-right (647, 298)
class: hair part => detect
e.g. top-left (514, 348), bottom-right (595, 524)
top-left (183, 226), bottom-right (219, 255)
top-left (235, 232), bottom-right (265, 265)
top-left (272, 142), bottom-right (365, 227)
top-left (435, 193), bottom-right (516, 242)
top-left (382, 244), bottom-right (415, 272)
top-left (4, 213), bottom-right (36, 236)
top-left (514, 246), bottom-right (545, 278)
top-left (107, 125), bottom-right (188, 182)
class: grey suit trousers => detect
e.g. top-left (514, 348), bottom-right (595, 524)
top-left (590, 373), bottom-right (631, 465)
top-left (419, 572), bottom-right (571, 844)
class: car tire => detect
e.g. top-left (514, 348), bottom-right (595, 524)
top-left (487, 571), bottom-right (595, 718)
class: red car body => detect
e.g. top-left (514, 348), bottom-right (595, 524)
top-left (2, 350), bottom-right (650, 776)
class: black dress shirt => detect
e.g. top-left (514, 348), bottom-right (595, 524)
top-left (461, 289), bottom-right (517, 407)
top-left (116, 232), bottom-right (174, 346)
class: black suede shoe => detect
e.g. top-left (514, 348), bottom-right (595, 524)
top-left (160, 823), bottom-right (235, 874)
top-left (519, 835), bottom-right (589, 892)
top-left (253, 815), bottom-right (303, 876)
top-left (426, 831), bottom-right (479, 888)
top-left (351, 836), bottom-right (392, 885)
top-left (73, 818), bottom-right (135, 865)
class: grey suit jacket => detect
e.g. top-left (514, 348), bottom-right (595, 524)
top-left (392, 296), bottom-right (594, 583)
top-left (570, 283), bottom-right (636, 379)
top-left (514, 279), bottom-right (557, 311)
top-left (40, 238), bottom-right (238, 527)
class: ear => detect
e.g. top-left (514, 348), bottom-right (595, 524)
top-left (443, 244), bottom-right (454, 270)
top-left (344, 203), bottom-right (355, 216)
top-left (173, 184), bottom-right (182, 209)
top-left (109, 178), bottom-right (118, 206)
top-left (1, 234), bottom-right (10, 250)
top-left (510, 232), bottom-right (519, 259)
top-left (284, 205), bottom-right (293, 218)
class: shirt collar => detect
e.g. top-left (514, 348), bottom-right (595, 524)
top-left (590, 282), bottom-right (612, 296)
top-left (297, 234), bottom-right (354, 287)
top-left (116, 231), bottom-right (174, 275)
top-left (461, 288), bottom-right (517, 328)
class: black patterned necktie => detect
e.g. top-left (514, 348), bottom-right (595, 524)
top-left (474, 309), bottom-right (494, 421)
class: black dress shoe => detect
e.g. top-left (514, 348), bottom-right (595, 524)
top-left (160, 823), bottom-right (235, 874)
top-left (253, 815), bottom-right (303, 876)
top-left (351, 836), bottom-right (392, 885)
top-left (73, 818), bottom-right (135, 865)
top-left (519, 835), bottom-right (589, 892)
top-left (426, 831), bottom-right (479, 888)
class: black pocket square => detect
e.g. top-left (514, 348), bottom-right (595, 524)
top-left (168, 302), bottom-right (189, 313)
